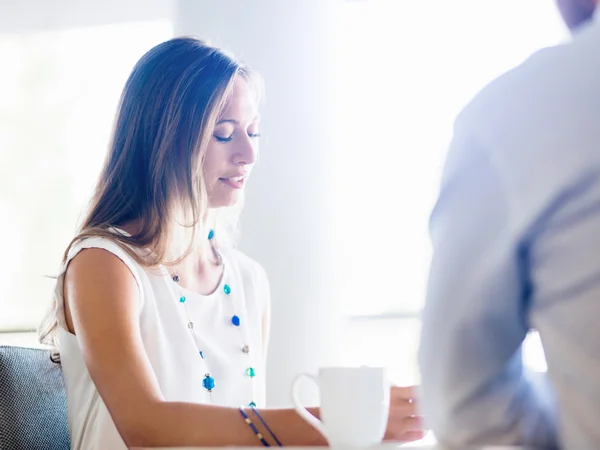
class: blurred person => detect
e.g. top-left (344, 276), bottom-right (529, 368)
top-left (419, 1), bottom-right (600, 448)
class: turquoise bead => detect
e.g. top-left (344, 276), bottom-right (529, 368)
top-left (179, 296), bottom-right (186, 303)
top-left (203, 374), bottom-right (215, 391)
top-left (223, 284), bottom-right (231, 295)
top-left (208, 229), bottom-right (215, 240)
top-left (246, 367), bottom-right (256, 378)
top-left (231, 315), bottom-right (241, 327)
top-left (249, 401), bottom-right (257, 407)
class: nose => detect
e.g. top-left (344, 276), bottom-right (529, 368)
top-left (232, 135), bottom-right (257, 166)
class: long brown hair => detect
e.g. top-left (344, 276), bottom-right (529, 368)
top-left (39, 36), bottom-right (261, 351)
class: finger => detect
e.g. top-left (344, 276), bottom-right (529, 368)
top-left (384, 416), bottom-right (426, 443)
top-left (391, 399), bottom-right (419, 417)
top-left (399, 430), bottom-right (427, 443)
top-left (401, 415), bottom-right (424, 432)
top-left (391, 396), bottom-right (419, 411)
top-left (392, 385), bottom-right (418, 402)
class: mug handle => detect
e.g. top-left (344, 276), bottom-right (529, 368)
top-left (292, 373), bottom-right (329, 441)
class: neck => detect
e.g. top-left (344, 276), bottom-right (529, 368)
top-left (173, 238), bottom-right (224, 294)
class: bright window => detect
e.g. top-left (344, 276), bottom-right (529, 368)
top-left (0, 20), bottom-right (172, 331)
top-left (334, 0), bottom-right (565, 383)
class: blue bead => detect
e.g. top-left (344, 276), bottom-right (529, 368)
top-left (208, 229), bottom-right (215, 240)
top-left (223, 284), bottom-right (231, 295)
top-left (179, 296), bottom-right (186, 303)
top-left (203, 374), bottom-right (215, 391)
top-left (231, 315), bottom-right (241, 327)
top-left (199, 351), bottom-right (204, 359)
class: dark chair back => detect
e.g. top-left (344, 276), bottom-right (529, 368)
top-left (0, 345), bottom-right (70, 450)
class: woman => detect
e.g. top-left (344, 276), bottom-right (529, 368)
top-left (39, 37), bottom-right (424, 449)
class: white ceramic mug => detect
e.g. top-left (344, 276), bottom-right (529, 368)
top-left (292, 366), bottom-right (390, 448)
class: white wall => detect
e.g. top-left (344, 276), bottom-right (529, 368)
top-left (0, 0), bottom-right (174, 331)
top-left (0, 0), bottom-right (341, 407)
top-left (0, 0), bottom-right (174, 32)
top-left (176, 0), bottom-right (342, 406)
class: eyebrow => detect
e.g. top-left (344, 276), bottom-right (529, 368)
top-left (216, 119), bottom-right (238, 125)
top-left (216, 115), bottom-right (261, 126)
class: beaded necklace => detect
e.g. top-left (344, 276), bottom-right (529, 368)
top-left (171, 230), bottom-right (257, 407)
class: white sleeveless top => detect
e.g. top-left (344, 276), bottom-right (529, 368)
top-left (54, 236), bottom-right (269, 450)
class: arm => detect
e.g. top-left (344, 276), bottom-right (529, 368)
top-left (417, 133), bottom-right (557, 447)
top-left (63, 249), bottom-right (325, 448)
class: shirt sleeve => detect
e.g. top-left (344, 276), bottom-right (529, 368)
top-left (417, 127), bottom-right (558, 448)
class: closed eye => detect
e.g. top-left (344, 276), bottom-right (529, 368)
top-left (214, 135), bottom-right (233, 143)
top-left (248, 132), bottom-right (261, 139)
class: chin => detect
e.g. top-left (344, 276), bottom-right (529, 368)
top-left (208, 194), bottom-right (243, 209)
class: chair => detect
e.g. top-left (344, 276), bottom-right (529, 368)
top-left (0, 345), bottom-right (70, 450)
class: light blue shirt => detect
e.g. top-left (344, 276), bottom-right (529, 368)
top-left (419, 9), bottom-right (600, 450)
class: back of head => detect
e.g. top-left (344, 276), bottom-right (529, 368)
top-left (556, 0), bottom-right (598, 31)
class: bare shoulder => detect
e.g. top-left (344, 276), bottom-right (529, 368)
top-left (63, 247), bottom-right (142, 335)
top-left (66, 246), bottom-right (137, 281)
top-left (65, 247), bottom-right (140, 300)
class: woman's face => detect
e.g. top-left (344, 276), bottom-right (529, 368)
top-left (204, 76), bottom-right (260, 208)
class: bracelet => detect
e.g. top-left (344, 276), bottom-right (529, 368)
top-left (239, 407), bottom-right (270, 447)
top-left (251, 405), bottom-right (283, 447)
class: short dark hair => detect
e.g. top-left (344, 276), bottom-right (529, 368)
top-left (556, 0), bottom-right (597, 31)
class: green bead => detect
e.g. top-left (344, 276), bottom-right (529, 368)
top-left (246, 367), bottom-right (256, 378)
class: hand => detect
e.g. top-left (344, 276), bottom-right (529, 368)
top-left (383, 386), bottom-right (426, 443)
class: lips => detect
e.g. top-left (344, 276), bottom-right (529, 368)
top-left (219, 175), bottom-right (247, 189)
